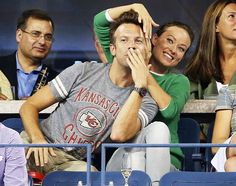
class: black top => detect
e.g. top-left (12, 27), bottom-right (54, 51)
top-left (0, 51), bottom-right (58, 99)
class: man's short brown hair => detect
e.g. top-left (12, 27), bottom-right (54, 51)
top-left (17, 9), bottom-right (54, 31)
top-left (110, 9), bottom-right (143, 44)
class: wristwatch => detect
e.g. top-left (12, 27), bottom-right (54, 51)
top-left (133, 87), bottom-right (147, 97)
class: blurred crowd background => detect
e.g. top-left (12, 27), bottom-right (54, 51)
top-left (0, 0), bottom-right (215, 72)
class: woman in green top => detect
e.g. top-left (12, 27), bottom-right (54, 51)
top-left (94, 3), bottom-right (194, 183)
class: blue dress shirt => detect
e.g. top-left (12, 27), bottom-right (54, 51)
top-left (16, 53), bottom-right (42, 99)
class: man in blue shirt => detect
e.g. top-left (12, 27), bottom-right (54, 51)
top-left (0, 9), bottom-right (57, 100)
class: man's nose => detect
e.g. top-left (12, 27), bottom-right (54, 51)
top-left (127, 40), bottom-right (136, 49)
top-left (38, 35), bottom-right (46, 44)
top-left (128, 47), bottom-right (136, 50)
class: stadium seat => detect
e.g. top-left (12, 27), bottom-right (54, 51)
top-left (2, 117), bottom-right (24, 133)
top-left (42, 170), bottom-right (151, 186)
top-left (2, 117), bottom-right (43, 133)
top-left (159, 171), bottom-right (236, 186)
top-left (178, 118), bottom-right (203, 171)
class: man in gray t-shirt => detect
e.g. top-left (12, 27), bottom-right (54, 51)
top-left (20, 10), bottom-right (159, 174)
top-left (41, 62), bottom-right (157, 158)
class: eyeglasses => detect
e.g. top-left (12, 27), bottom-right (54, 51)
top-left (21, 29), bottom-right (54, 43)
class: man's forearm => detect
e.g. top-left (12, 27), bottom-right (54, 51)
top-left (20, 103), bottom-right (45, 142)
top-left (111, 91), bottom-right (142, 142)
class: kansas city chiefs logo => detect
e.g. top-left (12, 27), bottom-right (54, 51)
top-left (80, 112), bottom-right (101, 129)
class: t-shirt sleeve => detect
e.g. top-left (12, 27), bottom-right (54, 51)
top-left (48, 63), bottom-right (85, 101)
top-left (139, 93), bottom-right (158, 129)
top-left (215, 85), bottom-right (236, 111)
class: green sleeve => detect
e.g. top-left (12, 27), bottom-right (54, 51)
top-left (93, 10), bottom-right (113, 63)
top-left (160, 74), bottom-right (190, 120)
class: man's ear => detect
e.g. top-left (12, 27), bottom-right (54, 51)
top-left (110, 43), bottom-right (116, 56)
top-left (16, 29), bottom-right (22, 43)
top-left (151, 33), bottom-right (158, 46)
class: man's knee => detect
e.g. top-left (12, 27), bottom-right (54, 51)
top-left (144, 122), bottom-right (170, 143)
top-left (147, 122), bottom-right (170, 136)
top-left (59, 161), bottom-right (98, 172)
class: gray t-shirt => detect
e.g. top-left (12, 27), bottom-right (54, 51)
top-left (215, 84), bottom-right (236, 134)
top-left (40, 62), bottom-right (158, 156)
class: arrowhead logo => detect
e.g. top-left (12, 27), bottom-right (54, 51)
top-left (80, 112), bottom-right (101, 129)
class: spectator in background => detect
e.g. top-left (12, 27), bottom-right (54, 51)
top-left (0, 123), bottom-right (28, 185)
top-left (184, 0), bottom-right (236, 99)
top-left (0, 70), bottom-right (13, 100)
top-left (184, 0), bottom-right (236, 143)
top-left (0, 9), bottom-right (58, 100)
top-left (19, 10), bottom-right (159, 181)
top-left (211, 84), bottom-right (236, 172)
top-left (94, 3), bottom-right (194, 184)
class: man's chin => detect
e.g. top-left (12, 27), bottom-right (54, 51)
top-left (33, 53), bottom-right (48, 60)
top-left (32, 55), bottom-right (47, 61)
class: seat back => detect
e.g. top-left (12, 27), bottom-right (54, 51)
top-left (2, 117), bottom-right (43, 133)
top-left (159, 171), bottom-right (236, 186)
top-left (42, 170), bottom-right (151, 186)
top-left (178, 118), bottom-right (201, 171)
top-left (2, 118), bottom-right (24, 133)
